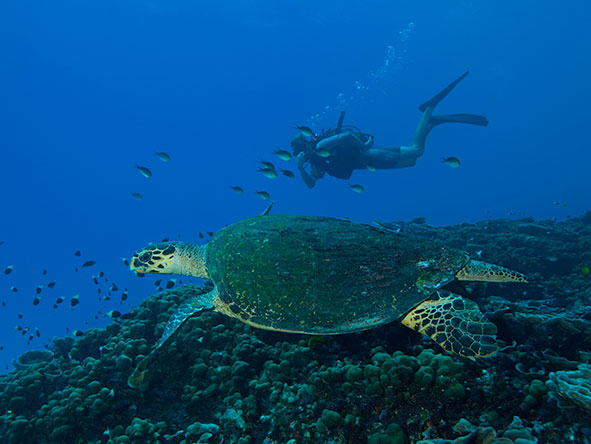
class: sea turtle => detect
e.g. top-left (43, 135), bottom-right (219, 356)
top-left (128, 214), bottom-right (527, 386)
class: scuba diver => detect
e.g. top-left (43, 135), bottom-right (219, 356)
top-left (292, 70), bottom-right (489, 189)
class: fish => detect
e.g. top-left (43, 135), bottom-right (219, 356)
top-left (231, 186), bottom-right (244, 194)
top-left (166, 279), bottom-right (176, 289)
top-left (273, 149), bottom-right (292, 161)
top-left (36, 286), bottom-right (43, 295)
top-left (315, 148), bottom-right (331, 158)
top-left (122, 258), bottom-right (129, 267)
top-left (55, 297), bottom-right (64, 304)
top-left (5, 265), bottom-right (13, 275)
top-left (198, 232), bottom-right (204, 239)
top-left (74, 251), bottom-right (81, 256)
top-left (136, 165), bottom-right (152, 178)
top-left (73, 330), bottom-right (84, 337)
top-left (82, 260), bottom-right (96, 268)
top-left (33, 297), bottom-right (41, 306)
top-left (366, 165), bottom-right (377, 172)
top-left (153, 152), bottom-right (171, 162)
top-left (206, 232), bottom-right (213, 237)
top-left (442, 157), bottom-right (461, 168)
top-left (48, 282), bottom-right (56, 288)
top-left (18, 313), bottom-right (23, 319)
top-left (349, 184), bottom-right (365, 193)
top-left (256, 191), bottom-right (270, 200)
top-left (71, 294), bottom-right (80, 307)
top-left (280, 169), bottom-right (295, 178)
top-left (544, 256), bottom-right (558, 262)
top-left (110, 283), bottom-right (118, 292)
top-left (98, 271), bottom-right (104, 278)
top-left (92, 276), bottom-right (99, 285)
top-left (107, 310), bottom-right (121, 318)
top-left (10, 287), bottom-right (17, 292)
top-left (121, 291), bottom-right (128, 301)
top-left (42, 269), bottom-right (47, 275)
top-left (131, 193), bottom-right (144, 201)
top-left (154, 279), bottom-right (162, 287)
top-left (259, 160), bottom-right (276, 169)
top-left (295, 125), bottom-right (315, 137)
top-left (258, 167), bottom-right (278, 179)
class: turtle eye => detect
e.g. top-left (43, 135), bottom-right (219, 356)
top-left (140, 252), bottom-right (151, 262)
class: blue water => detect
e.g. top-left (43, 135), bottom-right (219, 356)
top-left (0, 1), bottom-right (589, 372)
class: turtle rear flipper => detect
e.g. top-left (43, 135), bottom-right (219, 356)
top-left (128, 289), bottom-right (217, 389)
top-left (455, 259), bottom-right (528, 283)
top-left (401, 291), bottom-right (498, 359)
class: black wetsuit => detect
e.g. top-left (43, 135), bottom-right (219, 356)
top-left (308, 130), bottom-right (371, 180)
top-left (309, 143), bottom-right (360, 180)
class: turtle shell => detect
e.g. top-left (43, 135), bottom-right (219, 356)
top-left (205, 215), bottom-right (469, 334)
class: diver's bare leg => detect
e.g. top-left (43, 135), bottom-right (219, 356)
top-left (361, 146), bottom-right (403, 169)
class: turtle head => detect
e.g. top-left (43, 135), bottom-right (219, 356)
top-left (130, 242), bottom-right (208, 278)
top-left (455, 259), bottom-right (528, 283)
top-left (415, 250), bottom-right (469, 292)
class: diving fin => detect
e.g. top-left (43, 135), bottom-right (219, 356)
top-left (429, 113), bottom-right (489, 127)
top-left (419, 70), bottom-right (470, 112)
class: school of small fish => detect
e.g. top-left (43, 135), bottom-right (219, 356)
top-left (0, 240), bottom-right (185, 364)
top-left (131, 151), bottom-right (172, 200)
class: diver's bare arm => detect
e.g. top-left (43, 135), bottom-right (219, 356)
top-left (297, 153), bottom-right (318, 189)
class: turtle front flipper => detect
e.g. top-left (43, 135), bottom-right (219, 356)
top-left (401, 291), bottom-right (498, 359)
top-left (156, 289), bottom-right (217, 348)
top-left (127, 288), bottom-right (218, 389)
top-left (455, 259), bottom-right (528, 283)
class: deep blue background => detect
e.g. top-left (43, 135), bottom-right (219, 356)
top-left (0, 1), bottom-right (589, 371)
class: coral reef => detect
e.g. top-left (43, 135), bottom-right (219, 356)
top-left (0, 214), bottom-right (590, 443)
top-left (547, 364), bottom-right (591, 413)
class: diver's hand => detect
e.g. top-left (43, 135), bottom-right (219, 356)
top-left (297, 152), bottom-right (306, 169)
